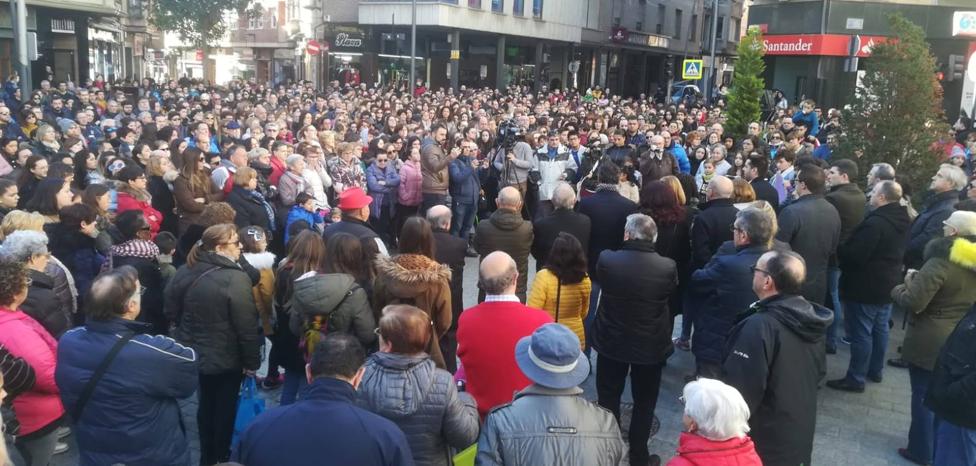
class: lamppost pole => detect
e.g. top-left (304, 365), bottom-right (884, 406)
top-left (410, 0), bottom-right (416, 95)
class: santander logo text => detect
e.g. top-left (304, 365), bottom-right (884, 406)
top-left (763, 38), bottom-right (813, 53)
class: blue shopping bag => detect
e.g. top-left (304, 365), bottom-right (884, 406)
top-left (232, 376), bottom-right (266, 447)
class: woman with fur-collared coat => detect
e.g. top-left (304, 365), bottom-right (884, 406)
top-left (371, 217), bottom-right (452, 369)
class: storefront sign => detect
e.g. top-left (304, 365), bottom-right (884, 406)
top-left (953, 12), bottom-right (976, 37)
top-left (609, 28), bottom-right (670, 50)
top-left (331, 32), bottom-right (366, 52)
top-left (762, 34), bottom-right (887, 57)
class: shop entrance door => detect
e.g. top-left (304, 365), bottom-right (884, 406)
top-left (53, 50), bottom-right (76, 82)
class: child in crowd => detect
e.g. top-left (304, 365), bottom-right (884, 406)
top-left (284, 193), bottom-right (324, 244)
top-left (153, 231), bottom-right (177, 283)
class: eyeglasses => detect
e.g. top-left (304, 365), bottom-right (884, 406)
top-left (749, 265), bottom-right (770, 276)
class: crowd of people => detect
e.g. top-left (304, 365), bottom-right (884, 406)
top-left (0, 73), bottom-right (972, 466)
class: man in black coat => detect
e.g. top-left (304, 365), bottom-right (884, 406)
top-left (823, 158), bottom-right (866, 352)
top-left (776, 166), bottom-right (840, 305)
top-left (743, 154), bottom-right (779, 212)
top-left (579, 162), bottom-right (638, 348)
top-left (323, 187), bottom-right (389, 257)
top-left (905, 164), bottom-right (966, 269)
top-left (593, 213), bottom-right (677, 466)
top-left (690, 175), bottom-right (737, 270)
top-left (925, 305), bottom-right (976, 464)
top-left (428, 205), bottom-right (467, 373)
top-left (827, 181), bottom-right (911, 392)
top-left (723, 250), bottom-right (833, 466)
top-left (531, 183), bottom-right (591, 271)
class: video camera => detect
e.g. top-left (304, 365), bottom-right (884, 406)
top-left (496, 119), bottom-right (523, 151)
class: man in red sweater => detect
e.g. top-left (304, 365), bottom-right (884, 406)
top-left (457, 251), bottom-right (553, 418)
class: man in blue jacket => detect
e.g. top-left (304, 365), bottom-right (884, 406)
top-left (55, 266), bottom-right (199, 466)
top-left (233, 334), bottom-right (415, 466)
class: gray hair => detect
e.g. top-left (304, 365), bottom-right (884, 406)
top-left (285, 154), bottom-right (305, 168)
top-left (0, 230), bottom-right (49, 262)
top-left (624, 213), bottom-right (658, 242)
top-left (426, 205), bottom-right (452, 231)
top-left (551, 182), bottom-right (576, 210)
top-left (939, 164), bottom-right (968, 191)
top-left (682, 378), bottom-right (751, 441)
top-left (248, 147), bottom-right (270, 162)
top-left (735, 205), bottom-right (777, 248)
top-left (870, 163), bottom-right (895, 181)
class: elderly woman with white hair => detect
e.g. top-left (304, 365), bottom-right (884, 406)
top-left (667, 378), bottom-right (762, 466)
top-left (0, 230), bottom-right (69, 338)
top-left (277, 153), bottom-right (312, 209)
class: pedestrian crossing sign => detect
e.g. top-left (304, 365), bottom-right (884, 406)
top-left (682, 59), bottom-right (703, 80)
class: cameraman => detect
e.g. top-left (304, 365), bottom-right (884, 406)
top-left (492, 122), bottom-right (536, 199)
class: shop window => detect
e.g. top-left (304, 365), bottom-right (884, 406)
top-left (513, 0), bottom-right (523, 16)
top-left (532, 0), bottom-right (542, 18)
top-left (674, 9), bottom-right (682, 39)
top-left (491, 0), bottom-right (503, 13)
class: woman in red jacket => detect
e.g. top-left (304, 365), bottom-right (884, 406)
top-left (0, 257), bottom-right (66, 465)
top-left (668, 378), bottom-right (762, 466)
top-left (115, 165), bottom-right (163, 239)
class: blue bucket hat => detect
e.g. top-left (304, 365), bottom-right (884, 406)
top-left (515, 323), bottom-right (589, 389)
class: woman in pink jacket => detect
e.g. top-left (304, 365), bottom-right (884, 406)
top-left (0, 258), bottom-right (65, 465)
top-left (396, 143), bottom-right (423, 237)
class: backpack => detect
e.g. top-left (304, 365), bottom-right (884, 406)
top-left (297, 284), bottom-right (361, 361)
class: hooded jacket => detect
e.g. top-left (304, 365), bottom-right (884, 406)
top-left (475, 208), bottom-right (533, 299)
top-left (372, 254), bottom-right (452, 369)
top-left (476, 384), bottom-right (626, 466)
top-left (722, 294), bottom-right (833, 466)
top-left (838, 202), bottom-right (911, 304)
top-left (243, 251), bottom-right (276, 336)
top-left (357, 352), bottom-right (479, 466)
top-left (163, 251), bottom-right (262, 374)
top-left (892, 235), bottom-right (976, 371)
top-left (666, 432), bottom-right (763, 466)
top-left (289, 272), bottom-right (376, 352)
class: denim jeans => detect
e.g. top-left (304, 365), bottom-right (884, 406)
top-left (843, 301), bottom-right (891, 384)
top-left (450, 201), bottom-right (477, 239)
top-left (421, 193), bottom-right (449, 213)
top-left (934, 419), bottom-right (976, 466)
top-left (908, 365), bottom-right (936, 463)
top-left (826, 267), bottom-right (844, 348)
top-left (280, 370), bottom-right (308, 406)
top-left (16, 427), bottom-right (59, 466)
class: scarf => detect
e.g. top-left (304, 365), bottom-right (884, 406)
top-left (248, 189), bottom-right (276, 230)
top-left (596, 183), bottom-right (619, 193)
top-left (111, 239), bottom-right (160, 260)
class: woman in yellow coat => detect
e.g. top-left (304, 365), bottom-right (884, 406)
top-left (528, 232), bottom-right (591, 347)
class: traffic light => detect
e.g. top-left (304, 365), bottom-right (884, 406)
top-left (947, 54), bottom-right (965, 82)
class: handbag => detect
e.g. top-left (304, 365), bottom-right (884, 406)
top-left (231, 376), bottom-right (266, 447)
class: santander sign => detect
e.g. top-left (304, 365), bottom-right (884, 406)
top-left (761, 34), bottom-right (887, 57)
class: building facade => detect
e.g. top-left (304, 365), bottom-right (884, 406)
top-left (748, 0), bottom-right (975, 119)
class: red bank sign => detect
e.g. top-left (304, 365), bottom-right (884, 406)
top-left (762, 34), bottom-right (889, 57)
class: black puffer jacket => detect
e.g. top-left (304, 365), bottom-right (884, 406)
top-left (592, 239), bottom-right (677, 365)
top-left (357, 352), bottom-right (479, 466)
top-left (20, 269), bottom-right (69, 338)
top-left (926, 305), bottom-right (976, 429)
top-left (164, 251), bottom-right (262, 374)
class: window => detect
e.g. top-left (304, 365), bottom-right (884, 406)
top-left (690, 14), bottom-right (698, 41)
top-left (674, 9), bottom-right (682, 39)
top-left (613, 17), bottom-right (621, 27)
top-left (491, 0), bottom-right (503, 13)
top-left (513, 0), bottom-right (523, 16)
top-left (468, 0), bottom-right (481, 8)
top-left (636, 21), bottom-right (643, 32)
top-left (730, 17), bottom-right (740, 41)
top-left (716, 16), bottom-right (725, 44)
top-left (532, 0), bottom-right (542, 18)
top-left (656, 5), bottom-right (665, 35)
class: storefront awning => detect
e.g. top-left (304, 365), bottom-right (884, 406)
top-left (762, 34), bottom-right (889, 57)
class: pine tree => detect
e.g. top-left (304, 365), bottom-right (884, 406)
top-left (724, 27), bottom-right (766, 140)
top-left (838, 13), bottom-right (949, 197)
